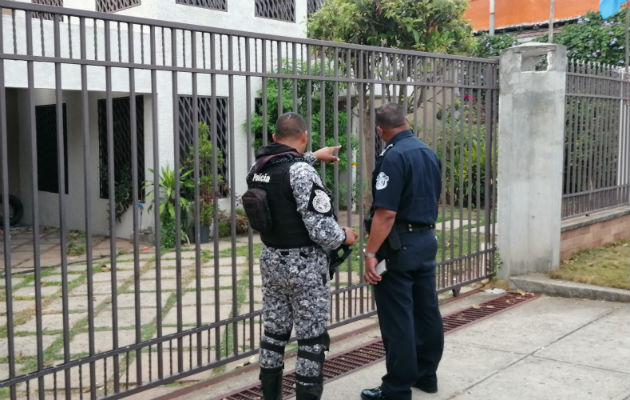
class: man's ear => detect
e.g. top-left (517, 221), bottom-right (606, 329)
top-left (301, 131), bottom-right (308, 143)
top-left (272, 133), bottom-right (277, 143)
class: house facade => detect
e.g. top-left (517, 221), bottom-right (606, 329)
top-left (3, 0), bottom-right (324, 238)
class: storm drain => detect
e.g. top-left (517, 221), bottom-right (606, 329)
top-left (219, 292), bottom-right (537, 400)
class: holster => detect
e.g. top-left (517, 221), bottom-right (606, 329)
top-left (363, 217), bottom-right (401, 259)
top-left (326, 245), bottom-right (352, 279)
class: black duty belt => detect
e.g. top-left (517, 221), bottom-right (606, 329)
top-left (394, 221), bottom-right (435, 233)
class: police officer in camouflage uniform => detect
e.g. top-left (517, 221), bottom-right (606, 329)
top-left (246, 112), bottom-right (358, 400)
top-left (361, 103), bottom-right (443, 400)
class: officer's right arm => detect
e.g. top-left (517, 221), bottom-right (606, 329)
top-left (289, 162), bottom-right (346, 250)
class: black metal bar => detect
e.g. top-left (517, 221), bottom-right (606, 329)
top-left (210, 32), bottom-right (221, 363)
top-left (191, 29), bottom-right (202, 368)
top-left (245, 36), bottom-right (256, 352)
top-left (319, 45), bottom-right (326, 181)
top-left (344, 47), bottom-right (352, 320)
top-left (104, 18), bottom-right (121, 394)
top-left (171, 26), bottom-right (184, 374)
top-left (78, 16), bottom-right (97, 400)
top-left (54, 11), bottom-right (72, 400)
top-left (25, 11), bottom-right (46, 400)
top-left (128, 20), bottom-right (143, 387)
top-left (277, 40), bottom-right (283, 115)
top-left (228, 34), bottom-right (239, 358)
top-left (150, 24), bottom-right (165, 381)
top-left (0, 9), bottom-right (17, 399)
top-left (261, 39), bottom-right (268, 146)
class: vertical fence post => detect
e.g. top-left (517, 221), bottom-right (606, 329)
top-left (497, 43), bottom-right (567, 278)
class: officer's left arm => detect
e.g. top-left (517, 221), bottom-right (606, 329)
top-left (364, 151), bottom-right (405, 284)
top-left (289, 162), bottom-right (346, 250)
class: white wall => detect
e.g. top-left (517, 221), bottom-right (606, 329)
top-left (13, 89), bottom-right (155, 237)
top-left (3, 0), bottom-right (312, 237)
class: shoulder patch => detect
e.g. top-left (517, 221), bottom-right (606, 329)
top-left (375, 172), bottom-right (389, 190)
top-left (307, 184), bottom-right (333, 216)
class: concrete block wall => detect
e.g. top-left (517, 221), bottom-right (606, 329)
top-left (560, 208), bottom-right (630, 259)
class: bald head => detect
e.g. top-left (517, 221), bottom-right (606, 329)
top-left (275, 112), bottom-right (307, 140)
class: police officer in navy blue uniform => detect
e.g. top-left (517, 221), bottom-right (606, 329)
top-left (361, 103), bottom-right (444, 400)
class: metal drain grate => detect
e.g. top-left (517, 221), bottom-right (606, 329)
top-left (218, 292), bottom-right (537, 400)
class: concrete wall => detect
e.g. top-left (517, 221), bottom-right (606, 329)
top-left (497, 43), bottom-right (567, 278)
top-left (560, 207), bottom-right (630, 259)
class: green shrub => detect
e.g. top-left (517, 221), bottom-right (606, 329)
top-left (432, 96), bottom-right (490, 208)
top-left (249, 59), bottom-right (358, 204)
top-left (474, 32), bottom-right (517, 58)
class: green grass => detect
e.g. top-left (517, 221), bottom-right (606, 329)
top-left (550, 239), bottom-right (629, 290)
top-left (219, 243), bottom-right (263, 258)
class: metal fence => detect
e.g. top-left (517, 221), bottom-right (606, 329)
top-left (563, 60), bottom-right (630, 218)
top-left (0, 1), bottom-right (498, 398)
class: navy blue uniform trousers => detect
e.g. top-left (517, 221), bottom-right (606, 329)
top-left (373, 229), bottom-right (444, 400)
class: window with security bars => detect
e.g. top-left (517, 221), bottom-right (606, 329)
top-left (96, 0), bottom-right (140, 13)
top-left (175, 0), bottom-right (226, 11)
top-left (36, 104), bottom-right (68, 194)
top-left (178, 96), bottom-right (229, 196)
top-left (307, 0), bottom-right (324, 16)
top-left (31, 0), bottom-right (63, 20)
top-left (97, 96), bottom-right (145, 215)
top-left (255, 0), bottom-right (295, 22)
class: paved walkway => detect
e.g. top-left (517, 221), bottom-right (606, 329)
top-left (154, 276), bottom-right (630, 400)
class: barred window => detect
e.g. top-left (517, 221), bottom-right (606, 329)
top-left (96, 0), bottom-right (141, 13)
top-left (178, 96), bottom-right (229, 196)
top-left (32, 0), bottom-right (63, 20)
top-left (307, 0), bottom-right (324, 16)
top-left (175, 0), bottom-right (226, 11)
top-left (255, 0), bottom-right (295, 22)
top-left (97, 96), bottom-right (145, 204)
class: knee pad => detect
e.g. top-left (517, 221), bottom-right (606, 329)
top-left (298, 331), bottom-right (330, 351)
top-left (295, 331), bottom-right (330, 385)
top-left (261, 329), bottom-right (291, 356)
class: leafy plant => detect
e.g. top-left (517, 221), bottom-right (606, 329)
top-left (308, 0), bottom-right (475, 55)
top-left (536, 9), bottom-right (628, 66)
top-left (308, 0), bottom-right (475, 207)
top-left (66, 230), bottom-right (86, 257)
top-left (249, 60), bottom-right (358, 203)
top-left (181, 122), bottom-right (224, 227)
top-left (145, 165), bottom-right (193, 248)
top-left (99, 163), bottom-right (134, 223)
top-left (431, 97), bottom-right (490, 208)
top-left (474, 33), bottom-right (517, 58)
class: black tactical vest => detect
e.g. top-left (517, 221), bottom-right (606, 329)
top-left (246, 155), bottom-right (314, 248)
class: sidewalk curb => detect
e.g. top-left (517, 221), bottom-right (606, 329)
top-left (510, 273), bottom-right (630, 303)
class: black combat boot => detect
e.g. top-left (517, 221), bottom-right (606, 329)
top-left (259, 367), bottom-right (283, 400)
top-left (295, 383), bottom-right (323, 400)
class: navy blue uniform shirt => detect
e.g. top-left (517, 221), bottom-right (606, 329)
top-left (372, 130), bottom-right (442, 225)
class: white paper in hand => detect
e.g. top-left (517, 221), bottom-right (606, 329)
top-left (375, 259), bottom-right (387, 276)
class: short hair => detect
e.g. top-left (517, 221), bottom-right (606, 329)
top-left (375, 103), bottom-right (406, 129)
top-left (275, 112), bottom-right (307, 139)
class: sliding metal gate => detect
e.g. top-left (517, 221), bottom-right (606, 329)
top-left (0, 1), bottom-right (498, 398)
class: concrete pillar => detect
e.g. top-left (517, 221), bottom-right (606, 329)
top-left (497, 43), bottom-right (566, 279)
